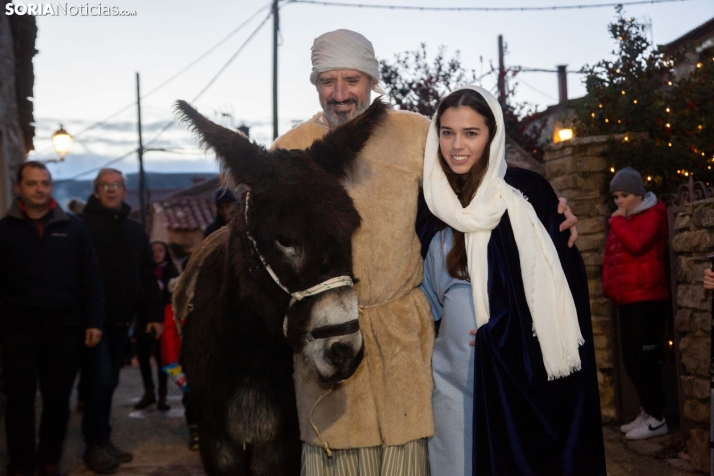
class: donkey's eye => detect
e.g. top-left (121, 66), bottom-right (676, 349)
top-left (275, 234), bottom-right (295, 248)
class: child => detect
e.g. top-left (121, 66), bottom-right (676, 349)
top-left (603, 167), bottom-right (670, 440)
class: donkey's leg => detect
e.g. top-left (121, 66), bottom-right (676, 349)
top-left (198, 429), bottom-right (249, 476)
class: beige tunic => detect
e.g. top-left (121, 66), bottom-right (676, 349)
top-left (273, 111), bottom-right (435, 449)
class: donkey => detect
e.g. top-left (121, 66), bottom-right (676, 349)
top-left (172, 99), bottom-right (389, 476)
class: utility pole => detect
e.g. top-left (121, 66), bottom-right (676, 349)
top-left (136, 72), bottom-right (147, 229)
top-left (497, 35), bottom-right (506, 105)
top-left (272, 0), bottom-right (279, 140)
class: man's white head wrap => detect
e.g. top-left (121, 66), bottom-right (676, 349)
top-left (310, 29), bottom-right (386, 94)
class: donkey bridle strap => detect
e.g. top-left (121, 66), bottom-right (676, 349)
top-left (245, 232), bottom-right (353, 306)
top-left (244, 190), bottom-right (359, 343)
top-left (304, 319), bottom-right (361, 343)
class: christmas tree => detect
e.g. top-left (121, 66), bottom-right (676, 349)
top-left (575, 6), bottom-right (714, 197)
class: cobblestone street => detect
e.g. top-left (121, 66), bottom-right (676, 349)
top-left (0, 364), bottom-right (704, 475)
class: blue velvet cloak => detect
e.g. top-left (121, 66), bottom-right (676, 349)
top-left (417, 167), bottom-right (606, 476)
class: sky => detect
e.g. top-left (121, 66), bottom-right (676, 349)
top-left (16, 0), bottom-right (714, 180)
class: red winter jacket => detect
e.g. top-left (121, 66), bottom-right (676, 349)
top-left (602, 199), bottom-right (670, 306)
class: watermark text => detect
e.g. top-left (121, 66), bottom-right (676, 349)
top-left (5, 3), bottom-right (137, 16)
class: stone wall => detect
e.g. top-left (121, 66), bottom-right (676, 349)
top-left (0, 13), bottom-right (29, 215)
top-left (671, 198), bottom-right (714, 472)
top-left (543, 135), bottom-right (617, 422)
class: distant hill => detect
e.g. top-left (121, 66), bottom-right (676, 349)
top-left (53, 172), bottom-right (217, 211)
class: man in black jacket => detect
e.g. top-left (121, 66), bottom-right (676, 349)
top-left (79, 168), bottom-right (163, 474)
top-left (0, 161), bottom-right (104, 476)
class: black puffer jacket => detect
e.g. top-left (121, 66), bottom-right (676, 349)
top-left (81, 195), bottom-right (162, 326)
top-left (0, 200), bottom-right (104, 330)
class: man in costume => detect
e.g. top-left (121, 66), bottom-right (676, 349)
top-left (272, 29), bottom-right (579, 475)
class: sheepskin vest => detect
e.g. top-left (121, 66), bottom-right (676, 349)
top-left (272, 111), bottom-right (435, 449)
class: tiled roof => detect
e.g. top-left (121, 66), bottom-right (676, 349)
top-left (153, 196), bottom-right (216, 231)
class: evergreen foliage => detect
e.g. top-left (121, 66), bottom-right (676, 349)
top-left (575, 6), bottom-right (714, 196)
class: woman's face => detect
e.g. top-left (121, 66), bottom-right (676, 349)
top-left (152, 243), bottom-right (166, 265)
top-left (439, 106), bottom-right (491, 175)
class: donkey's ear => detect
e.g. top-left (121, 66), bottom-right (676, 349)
top-left (174, 100), bottom-right (271, 185)
top-left (306, 98), bottom-right (390, 179)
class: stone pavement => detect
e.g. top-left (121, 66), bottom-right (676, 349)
top-left (0, 364), bottom-right (705, 475)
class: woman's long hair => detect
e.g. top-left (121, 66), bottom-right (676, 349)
top-left (434, 89), bottom-right (497, 280)
top-left (151, 241), bottom-right (180, 279)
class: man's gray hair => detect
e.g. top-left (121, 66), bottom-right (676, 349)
top-left (93, 168), bottom-right (127, 193)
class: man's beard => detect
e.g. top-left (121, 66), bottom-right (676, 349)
top-left (322, 97), bottom-right (370, 128)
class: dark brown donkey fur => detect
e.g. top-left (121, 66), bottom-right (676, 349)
top-left (172, 99), bottom-right (389, 476)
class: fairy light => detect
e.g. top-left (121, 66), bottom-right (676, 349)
top-left (698, 125), bottom-right (703, 130)
top-left (624, 136), bottom-right (629, 142)
top-left (666, 123), bottom-right (671, 128)
top-left (591, 112), bottom-right (595, 117)
top-left (618, 119), bottom-right (621, 123)
top-left (647, 176), bottom-right (652, 181)
top-left (697, 62), bottom-right (703, 68)
top-left (599, 104), bottom-right (603, 108)
top-left (610, 166), bottom-right (615, 173)
top-left (666, 107), bottom-right (670, 112)
top-left (618, 36), bottom-right (623, 40)
top-left (621, 90), bottom-right (626, 95)
top-left (633, 99), bottom-right (638, 104)
top-left (668, 143), bottom-right (672, 147)
top-left (668, 81), bottom-right (673, 86)
top-left (616, 69), bottom-right (621, 74)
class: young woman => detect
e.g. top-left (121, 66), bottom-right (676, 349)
top-left (134, 241), bottom-right (179, 411)
top-left (421, 86), bottom-right (606, 475)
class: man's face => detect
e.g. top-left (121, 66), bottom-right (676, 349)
top-left (316, 69), bottom-right (373, 128)
top-left (14, 167), bottom-right (52, 210)
top-left (95, 172), bottom-right (126, 210)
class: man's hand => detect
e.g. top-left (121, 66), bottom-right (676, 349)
top-left (557, 197), bottom-right (579, 248)
top-left (146, 322), bottom-right (163, 340)
top-left (85, 328), bottom-right (102, 348)
top-left (704, 268), bottom-right (714, 290)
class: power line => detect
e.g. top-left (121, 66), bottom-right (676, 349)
top-left (144, 10), bottom-right (273, 149)
top-left (516, 77), bottom-right (558, 101)
top-left (284, 0), bottom-right (687, 11)
top-left (66, 9), bottom-right (273, 180)
top-left (31, 3), bottom-right (270, 160)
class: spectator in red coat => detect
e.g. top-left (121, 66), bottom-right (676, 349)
top-left (602, 166), bottom-right (670, 441)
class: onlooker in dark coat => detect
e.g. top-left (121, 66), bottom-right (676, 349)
top-left (0, 161), bottom-right (103, 476)
top-left (79, 168), bottom-right (163, 474)
top-left (203, 188), bottom-right (235, 238)
top-left (133, 241), bottom-right (179, 411)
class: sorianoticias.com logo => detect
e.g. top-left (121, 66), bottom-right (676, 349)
top-left (5, 3), bottom-right (137, 16)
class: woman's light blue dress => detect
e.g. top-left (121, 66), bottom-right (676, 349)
top-left (420, 228), bottom-right (475, 476)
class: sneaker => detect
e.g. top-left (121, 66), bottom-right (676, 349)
top-left (106, 442), bottom-right (133, 463)
top-left (134, 392), bottom-right (156, 410)
top-left (83, 445), bottom-right (119, 475)
top-left (620, 408), bottom-right (646, 433)
top-left (625, 414), bottom-right (668, 440)
top-left (188, 425), bottom-right (199, 451)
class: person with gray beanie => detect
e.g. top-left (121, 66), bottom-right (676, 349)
top-left (602, 166), bottom-right (670, 440)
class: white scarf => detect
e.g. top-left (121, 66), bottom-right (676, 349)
top-left (423, 85), bottom-right (584, 380)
